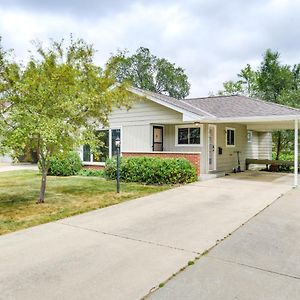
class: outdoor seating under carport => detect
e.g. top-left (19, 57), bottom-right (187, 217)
top-left (241, 118), bottom-right (299, 187)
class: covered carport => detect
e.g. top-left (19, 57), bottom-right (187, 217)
top-left (243, 117), bottom-right (299, 186)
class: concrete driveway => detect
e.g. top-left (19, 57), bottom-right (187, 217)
top-left (150, 186), bottom-right (300, 300)
top-left (0, 172), bottom-right (294, 300)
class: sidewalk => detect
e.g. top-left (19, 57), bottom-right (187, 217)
top-left (149, 187), bottom-right (300, 300)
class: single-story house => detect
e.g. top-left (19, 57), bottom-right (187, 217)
top-left (80, 87), bottom-right (300, 186)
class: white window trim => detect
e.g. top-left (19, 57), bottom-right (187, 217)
top-left (208, 124), bottom-right (217, 171)
top-left (82, 127), bottom-right (122, 165)
top-left (175, 124), bottom-right (203, 147)
top-left (247, 130), bottom-right (253, 143)
top-left (226, 127), bottom-right (236, 147)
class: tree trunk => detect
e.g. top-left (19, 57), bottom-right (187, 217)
top-left (275, 131), bottom-right (282, 160)
top-left (37, 168), bottom-right (47, 204)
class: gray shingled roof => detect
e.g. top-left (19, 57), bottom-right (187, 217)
top-left (182, 95), bottom-right (300, 118)
top-left (129, 87), bottom-right (213, 118)
top-left (130, 87), bottom-right (300, 119)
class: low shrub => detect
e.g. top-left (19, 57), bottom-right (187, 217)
top-left (78, 169), bottom-right (104, 177)
top-left (105, 156), bottom-right (197, 184)
top-left (45, 151), bottom-right (82, 176)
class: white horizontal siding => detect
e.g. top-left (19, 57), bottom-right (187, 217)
top-left (216, 123), bottom-right (248, 173)
top-left (245, 131), bottom-right (272, 160)
top-left (109, 98), bottom-right (183, 127)
top-left (246, 131), bottom-right (259, 159)
top-left (258, 132), bottom-right (272, 159)
top-left (122, 125), bottom-right (152, 152)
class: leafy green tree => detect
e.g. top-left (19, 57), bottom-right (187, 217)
top-left (219, 49), bottom-right (299, 160)
top-left (107, 47), bottom-right (190, 99)
top-left (219, 64), bottom-right (258, 97)
top-left (0, 37), bottom-right (129, 203)
top-left (256, 50), bottom-right (295, 159)
top-left (257, 50), bottom-right (293, 103)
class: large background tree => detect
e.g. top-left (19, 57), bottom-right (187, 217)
top-left (0, 37), bottom-right (129, 203)
top-left (107, 47), bottom-right (190, 99)
top-left (218, 49), bottom-right (300, 160)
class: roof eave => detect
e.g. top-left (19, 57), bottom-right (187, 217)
top-left (212, 115), bottom-right (300, 123)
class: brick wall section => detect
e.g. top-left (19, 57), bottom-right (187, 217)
top-left (122, 152), bottom-right (201, 175)
top-left (82, 165), bottom-right (105, 170)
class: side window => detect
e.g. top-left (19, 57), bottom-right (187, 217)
top-left (83, 144), bottom-right (91, 162)
top-left (226, 128), bottom-right (235, 147)
top-left (82, 128), bottom-right (121, 163)
top-left (247, 131), bottom-right (253, 143)
top-left (93, 130), bottom-right (109, 162)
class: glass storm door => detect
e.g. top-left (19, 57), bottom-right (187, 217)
top-left (153, 126), bottom-right (163, 151)
top-left (208, 125), bottom-right (217, 171)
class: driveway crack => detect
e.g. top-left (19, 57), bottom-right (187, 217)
top-left (207, 255), bottom-right (300, 281)
top-left (56, 221), bottom-right (199, 254)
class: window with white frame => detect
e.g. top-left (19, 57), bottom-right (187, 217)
top-left (83, 128), bottom-right (121, 163)
top-left (247, 130), bottom-right (253, 143)
top-left (176, 125), bottom-right (202, 146)
top-left (226, 128), bottom-right (235, 147)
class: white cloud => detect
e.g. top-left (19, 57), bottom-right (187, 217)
top-left (0, 0), bottom-right (300, 97)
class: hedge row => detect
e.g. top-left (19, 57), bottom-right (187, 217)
top-left (42, 152), bottom-right (198, 185)
top-left (105, 156), bottom-right (197, 184)
top-left (45, 151), bottom-right (82, 176)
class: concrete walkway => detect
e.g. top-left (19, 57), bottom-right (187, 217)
top-left (150, 186), bottom-right (300, 300)
top-left (0, 163), bottom-right (38, 172)
top-left (0, 172), bottom-right (294, 300)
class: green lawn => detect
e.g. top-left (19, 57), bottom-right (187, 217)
top-left (0, 170), bottom-right (171, 235)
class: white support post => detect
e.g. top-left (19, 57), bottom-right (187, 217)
top-left (294, 120), bottom-right (298, 187)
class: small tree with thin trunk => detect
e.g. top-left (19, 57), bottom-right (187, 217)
top-left (0, 37), bottom-right (129, 203)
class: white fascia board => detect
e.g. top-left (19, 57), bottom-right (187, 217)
top-left (213, 115), bottom-right (300, 123)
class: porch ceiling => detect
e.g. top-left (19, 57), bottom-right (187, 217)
top-left (244, 120), bottom-right (299, 131)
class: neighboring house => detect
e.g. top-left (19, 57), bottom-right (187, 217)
top-left (80, 87), bottom-right (300, 180)
top-left (0, 154), bottom-right (13, 163)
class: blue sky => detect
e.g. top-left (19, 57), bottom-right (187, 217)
top-left (0, 0), bottom-right (299, 97)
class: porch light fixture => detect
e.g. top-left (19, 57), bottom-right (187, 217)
top-left (194, 121), bottom-right (201, 126)
top-left (115, 136), bottom-right (121, 148)
top-left (115, 137), bottom-right (121, 193)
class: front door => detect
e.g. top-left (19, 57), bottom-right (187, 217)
top-left (153, 126), bottom-right (163, 151)
top-left (208, 125), bottom-right (217, 171)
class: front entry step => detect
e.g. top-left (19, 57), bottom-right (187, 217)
top-left (198, 172), bottom-right (226, 181)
